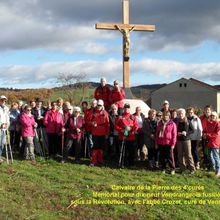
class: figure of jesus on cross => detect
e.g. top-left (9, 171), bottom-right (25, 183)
top-left (115, 25), bottom-right (135, 60)
top-left (96, 0), bottom-right (155, 95)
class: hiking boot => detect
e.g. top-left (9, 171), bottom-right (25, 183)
top-left (31, 160), bottom-right (37, 165)
top-left (171, 170), bottom-right (175, 175)
top-left (195, 162), bottom-right (200, 170)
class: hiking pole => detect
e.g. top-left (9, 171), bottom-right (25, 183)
top-left (34, 128), bottom-right (44, 158)
top-left (61, 129), bottom-right (65, 161)
top-left (2, 130), bottom-right (13, 164)
top-left (119, 138), bottom-right (125, 168)
top-left (84, 134), bottom-right (87, 158)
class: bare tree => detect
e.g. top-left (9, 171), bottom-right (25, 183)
top-left (57, 72), bottom-right (89, 105)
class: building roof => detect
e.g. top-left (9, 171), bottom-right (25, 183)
top-left (189, 78), bottom-right (220, 92)
top-left (152, 77), bottom-right (220, 94)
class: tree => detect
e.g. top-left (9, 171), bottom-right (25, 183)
top-left (57, 72), bottom-right (90, 105)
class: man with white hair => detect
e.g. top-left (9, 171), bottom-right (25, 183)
top-left (0, 95), bottom-right (10, 163)
top-left (94, 77), bottom-right (111, 111)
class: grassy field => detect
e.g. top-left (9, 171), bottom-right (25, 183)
top-left (1, 158), bottom-right (220, 220)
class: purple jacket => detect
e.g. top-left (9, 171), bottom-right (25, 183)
top-left (156, 120), bottom-right (177, 147)
top-left (19, 112), bottom-right (36, 137)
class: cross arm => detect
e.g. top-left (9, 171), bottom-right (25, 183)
top-left (96, 23), bottom-right (155, 32)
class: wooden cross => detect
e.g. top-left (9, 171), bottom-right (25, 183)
top-left (96, 0), bottom-right (155, 89)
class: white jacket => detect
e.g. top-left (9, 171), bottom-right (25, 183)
top-left (189, 115), bottom-right (203, 140)
top-left (0, 105), bottom-right (10, 128)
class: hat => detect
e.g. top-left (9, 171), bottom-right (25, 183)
top-left (163, 100), bottom-right (169, 105)
top-left (124, 103), bottom-right (130, 109)
top-left (0, 95), bottom-right (7, 100)
top-left (97, 99), bottom-right (104, 106)
top-left (73, 106), bottom-right (80, 112)
top-left (211, 111), bottom-right (218, 117)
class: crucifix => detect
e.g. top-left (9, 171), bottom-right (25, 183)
top-left (96, 0), bottom-right (155, 95)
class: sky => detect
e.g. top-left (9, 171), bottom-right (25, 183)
top-left (1, 0), bottom-right (220, 89)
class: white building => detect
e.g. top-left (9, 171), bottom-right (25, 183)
top-left (151, 78), bottom-right (220, 113)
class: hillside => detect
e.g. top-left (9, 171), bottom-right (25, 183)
top-left (1, 159), bottom-right (220, 219)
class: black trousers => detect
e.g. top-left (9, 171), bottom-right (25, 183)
top-left (191, 140), bottom-right (200, 164)
top-left (119, 140), bottom-right (135, 166)
top-left (159, 145), bottom-right (175, 170)
top-left (47, 133), bottom-right (60, 156)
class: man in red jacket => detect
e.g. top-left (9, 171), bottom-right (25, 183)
top-left (115, 103), bottom-right (138, 167)
top-left (90, 99), bottom-right (109, 166)
top-left (109, 80), bottom-right (125, 115)
top-left (94, 78), bottom-right (111, 111)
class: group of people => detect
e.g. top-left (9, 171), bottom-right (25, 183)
top-left (0, 77), bottom-right (219, 177)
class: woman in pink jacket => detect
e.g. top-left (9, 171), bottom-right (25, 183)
top-left (43, 101), bottom-right (64, 157)
top-left (156, 111), bottom-right (177, 174)
top-left (19, 105), bottom-right (37, 162)
top-left (203, 111), bottom-right (220, 177)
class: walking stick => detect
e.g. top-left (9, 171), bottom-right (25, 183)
top-left (34, 128), bottom-right (44, 157)
top-left (2, 130), bottom-right (13, 164)
top-left (119, 138), bottom-right (126, 168)
top-left (61, 129), bottom-right (65, 161)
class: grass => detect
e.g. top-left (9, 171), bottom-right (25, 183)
top-left (1, 158), bottom-right (220, 220)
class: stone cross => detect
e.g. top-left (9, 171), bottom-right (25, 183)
top-left (96, 0), bottom-right (155, 90)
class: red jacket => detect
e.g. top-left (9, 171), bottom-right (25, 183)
top-left (156, 120), bottom-right (177, 147)
top-left (109, 88), bottom-right (125, 108)
top-left (200, 115), bottom-right (209, 131)
top-left (203, 120), bottom-right (220, 149)
top-left (94, 85), bottom-right (111, 108)
top-left (84, 108), bottom-right (95, 133)
top-left (65, 115), bottom-right (84, 139)
top-left (90, 109), bottom-right (109, 136)
top-left (43, 109), bottom-right (63, 134)
top-left (19, 112), bottom-right (36, 137)
top-left (115, 112), bottom-right (138, 141)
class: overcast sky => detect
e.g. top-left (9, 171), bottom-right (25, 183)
top-left (1, 0), bottom-right (220, 88)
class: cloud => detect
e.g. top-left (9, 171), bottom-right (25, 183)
top-left (1, 0), bottom-right (220, 53)
top-left (1, 59), bottom-right (220, 88)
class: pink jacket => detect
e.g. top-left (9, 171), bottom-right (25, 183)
top-left (203, 120), bottom-right (220, 149)
top-left (43, 109), bottom-right (63, 134)
top-left (156, 120), bottom-right (177, 147)
top-left (19, 112), bottom-right (36, 137)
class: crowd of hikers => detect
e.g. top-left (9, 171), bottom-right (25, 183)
top-left (0, 77), bottom-right (220, 177)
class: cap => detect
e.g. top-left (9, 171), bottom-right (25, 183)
top-left (124, 103), bottom-right (130, 109)
top-left (0, 95), bottom-right (7, 100)
top-left (211, 111), bottom-right (218, 117)
top-left (73, 106), bottom-right (81, 112)
top-left (163, 100), bottom-right (169, 105)
top-left (97, 99), bottom-right (104, 106)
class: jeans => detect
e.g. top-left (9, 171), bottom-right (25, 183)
top-left (208, 148), bottom-right (220, 173)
